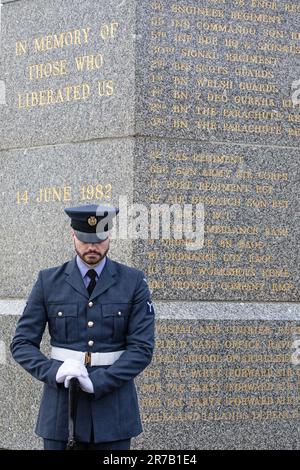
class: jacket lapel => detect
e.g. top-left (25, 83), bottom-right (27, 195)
top-left (90, 257), bottom-right (117, 300)
top-left (64, 257), bottom-right (89, 299)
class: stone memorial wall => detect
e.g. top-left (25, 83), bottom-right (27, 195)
top-left (0, 0), bottom-right (299, 450)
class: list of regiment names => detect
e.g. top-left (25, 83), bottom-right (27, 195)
top-left (138, 0), bottom-right (300, 145)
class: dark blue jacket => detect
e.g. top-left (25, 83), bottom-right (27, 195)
top-left (11, 257), bottom-right (155, 443)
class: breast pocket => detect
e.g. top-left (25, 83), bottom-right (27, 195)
top-left (47, 303), bottom-right (78, 344)
top-left (101, 303), bottom-right (131, 341)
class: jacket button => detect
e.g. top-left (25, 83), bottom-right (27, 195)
top-left (88, 301), bottom-right (93, 308)
top-left (88, 321), bottom-right (94, 328)
top-left (118, 311), bottom-right (122, 316)
top-left (57, 312), bottom-right (63, 317)
top-left (88, 340), bottom-right (94, 347)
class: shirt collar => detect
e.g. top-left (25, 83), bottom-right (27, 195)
top-left (76, 255), bottom-right (107, 279)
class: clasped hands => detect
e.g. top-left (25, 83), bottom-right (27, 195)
top-left (56, 358), bottom-right (94, 394)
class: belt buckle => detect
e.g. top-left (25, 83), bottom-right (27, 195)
top-left (84, 352), bottom-right (92, 366)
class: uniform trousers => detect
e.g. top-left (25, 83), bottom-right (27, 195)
top-left (44, 438), bottom-right (131, 450)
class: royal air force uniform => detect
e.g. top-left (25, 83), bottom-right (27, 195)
top-left (11, 205), bottom-right (155, 447)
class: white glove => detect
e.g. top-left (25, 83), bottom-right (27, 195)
top-left (77, 376), bottom-right (94, 394)
top-left (65, 375), bottom-right (94, 393)
top-left (56, 358), bottom-right (88, 384)
top-left (64, 374), bottom-right (94, 394)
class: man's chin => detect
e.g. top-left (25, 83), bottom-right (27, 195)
top-left (84, 255), bottom-right (101, 265)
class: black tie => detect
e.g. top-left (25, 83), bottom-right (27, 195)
top-left (86, 269), bottom-right (97, 297)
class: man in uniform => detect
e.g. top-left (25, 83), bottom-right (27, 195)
top-left (11, 204), bottom-right (155, 450)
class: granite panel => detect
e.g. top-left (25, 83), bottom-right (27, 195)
top-left (136, 0), bottom-right (300, 147)
top-left (1, 0), bottom-right (300, 148)
top-left (0, 316), bottom-right (44, 450)
top-left (135, 316), bottom-right (300, 450)
top-left (2, 310), bottom-right (300, 449)
top-left (0, 0), bottom-right (135, 149)
top-left (0, 0), bottom-right (300, 452)
top-left (133, 138), bottom-right (300, 302)
top-left (0, 138), bottom-right (134, 297)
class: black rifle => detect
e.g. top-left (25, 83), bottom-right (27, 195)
top-left (66, 377), bottom-right (79, 450)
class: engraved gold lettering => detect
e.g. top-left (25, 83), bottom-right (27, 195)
top-left (264, 227), bottom-right (288, 237)
top-left (171, 5), bottom-right (224, 18)
top-left (248, 253), bottom-right (273, 263)
top-left (150, 16), bottom-right (165, 26)
top-left (224, 122), bottom-right (282, 135)
top-left (258, 41), bottom-right (300, 54)
top-left (263, 29), bottom-right (284, 39)
top-left (18, 83), bottom-right (90, 109)
top-left (272, 282), bottom-right (294, 292)
top-left (99, 21), bottom-right (119, 40)
top-left (15, 40), bottom-right (27, 56)
top-left (151, 30), bottom-right (168, 40)
top-left (225, 52), bottom-right (278, 65)
top-left (234, 95), bottom-right (276, 107)
top-left (225, 37), bottom-right (239, 48)
top-left (195, 120), bottom-right (217, 130)
top-left (173, 119), bottom-right (189, 129)
top-left (171, 18), bottom-right (191, 29)
top-left (35, 185), bottom-right (72, 203)
top-left (174, 32), bottom-right (192, 42)
top-left (197, 77), bottom-right (233, 89)
top-left (80, 184), bottom-right (112, 201)
top-left (231, 10), bottom-right (282, 24)
top-left (172, 104), bottom-right (189, 113)
top-left (28, 59), bottom-right (68, 80)
top-left (207, 92), bottom-right (228, 103)
top-left (16, 190), bottom-right (29, 205)
top-left (34, 28), bottom-right (91, 52)
top-left (198, 35), bottom-right (218, 45)
top-left (256, 184), bottom-right (273, 194)
top-left (98, 79), bottom-right (114, 96)
top-left (251, 1), bottom-right (278, 11)
top-left (181, 48), bottom-right (218, 59)
top-left (198, 21), bottom-right (256, 36)
top-left (262, 268), bottom-right (290, 278)
top-left (221, 281), bottom-right (265, 291)
top-left (272, 199), bottom-right (289, 209)
top-left (75, 53), bottom-right (104, 71)
top-left (291, 31), bottom-right (300, 40)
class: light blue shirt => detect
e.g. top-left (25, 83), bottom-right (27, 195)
top-left (76, 255), bottom-right (107, 288)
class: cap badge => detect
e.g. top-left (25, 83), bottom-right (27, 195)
top-left (87, 216), bottom-right (97, 227)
